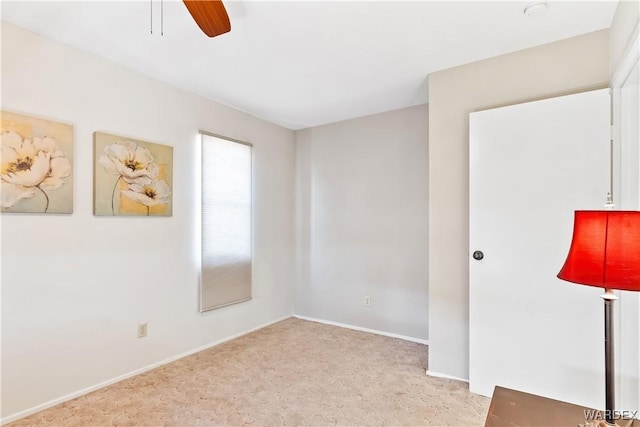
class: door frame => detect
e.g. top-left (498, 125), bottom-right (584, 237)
top-left (611, 21), bottom-right (640, 415)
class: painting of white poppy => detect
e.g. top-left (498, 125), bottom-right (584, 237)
top-left (1, 111), bottom-right (73, 214)
top-left (94, 132), bottom-right (173, 216)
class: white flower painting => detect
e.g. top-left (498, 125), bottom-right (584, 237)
top-left (94, 132), bottom-right (173, 216)
top-left (1, 112), bottom-right (74, 214)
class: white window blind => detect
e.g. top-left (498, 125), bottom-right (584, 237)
top-left (200, 132), bottom-right (252, 312)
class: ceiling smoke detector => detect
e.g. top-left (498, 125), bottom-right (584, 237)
top-left (524, 3), bottom-right (548, 17)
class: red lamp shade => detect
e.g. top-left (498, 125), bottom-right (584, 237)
top-left (557, 211), bottom-right (640, 291)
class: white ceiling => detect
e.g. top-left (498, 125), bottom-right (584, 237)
top-left (1, 1), bottom-right (617, 130)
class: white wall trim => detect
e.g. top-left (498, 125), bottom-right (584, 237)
top-left (0, 315), bottom-right (292, 426)
top-left (611, 22), bottom-right (640, 90)
top-left (425, 370), bottom-right (469, 383)
top-left (293, 314), bottom-right (429, 345)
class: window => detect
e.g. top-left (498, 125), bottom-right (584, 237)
top-left (200, 132), bottom-right (252, 312)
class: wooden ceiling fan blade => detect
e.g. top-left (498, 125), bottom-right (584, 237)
top-left (183, 0), bottom-right (231, 38)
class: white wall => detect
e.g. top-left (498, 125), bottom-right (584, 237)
top-left (428, 29), bottom-right (610, 381)
top-left (294, 105), bottom-right (429, 341)
top-left (0, 23), bottom-right (295, 421)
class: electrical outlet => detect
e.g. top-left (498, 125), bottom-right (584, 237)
top-left (364, 296), bottom-right (371, 307)
top-left (137, 322), bottom-right (148, 338)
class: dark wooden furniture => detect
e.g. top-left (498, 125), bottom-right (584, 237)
top-left (484, 386), bottom-right (634, 427)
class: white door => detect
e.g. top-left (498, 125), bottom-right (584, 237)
top-left (469, 89), bottom-right (610, 409)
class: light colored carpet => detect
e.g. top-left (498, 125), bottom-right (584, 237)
top-left (9, 317), bottom-right (490, 426)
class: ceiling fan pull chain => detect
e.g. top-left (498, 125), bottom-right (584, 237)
top-left (161, 0), bottom-right (164, 36)
top-left (150, 0), bottom-right (153, 34)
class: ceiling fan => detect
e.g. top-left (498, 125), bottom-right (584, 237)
top-left (183, 0), bottom-right (231, 38)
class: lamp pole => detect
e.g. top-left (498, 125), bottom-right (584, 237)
top-left (602, 289), bottom-right (618, 426)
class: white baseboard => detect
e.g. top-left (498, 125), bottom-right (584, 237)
top-left (426, 369), bottom-right (469, 383)
top-left (293, 314), bottom-right (429, 345)
top-left (1, 315), bottom-right (291, 426)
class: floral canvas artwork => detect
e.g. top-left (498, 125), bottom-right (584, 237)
top-left (1, 111), bottom-right (74, 214)
top-left (94, 132), bottom-right (173, 216)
